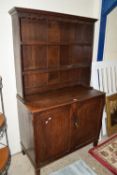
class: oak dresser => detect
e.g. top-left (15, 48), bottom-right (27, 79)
top-left (9, 7), bottom-right (105, 175)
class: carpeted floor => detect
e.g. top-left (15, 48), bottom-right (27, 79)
top-left (89, 134), bottom-right (117, 174)
top-left (8, 144), bottom-right (113, 175)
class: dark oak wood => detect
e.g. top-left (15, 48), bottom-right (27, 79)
top-left (70, 96), bottom-right (105, 150)
top-left (9, 7), bottom-right (105, 175)
top-left (9, 7), bottom-right (96, 98)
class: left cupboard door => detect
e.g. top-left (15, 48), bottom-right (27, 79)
top-left (33, 105), bottom-right (71, 166)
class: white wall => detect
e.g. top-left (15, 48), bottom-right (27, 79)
top-left (0, 0), bottom-right (101, 155)
top-left (103, 7), bottom-right (117, 60)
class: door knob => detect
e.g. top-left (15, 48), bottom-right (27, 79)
top-left (73, 113), bottom-right (79, 128)
top-left (74, 121), bottom-right (79, 128)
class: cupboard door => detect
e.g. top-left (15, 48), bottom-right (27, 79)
top-left (71, 97), bottom-right (104, 150)
top-left (34, 105), bottom-right (70, 165)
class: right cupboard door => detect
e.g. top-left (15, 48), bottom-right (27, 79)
top-left (70, 96), bottom-right (104, 150)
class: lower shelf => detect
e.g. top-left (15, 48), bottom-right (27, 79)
top-left (0, 146), bottom-right (10, 174)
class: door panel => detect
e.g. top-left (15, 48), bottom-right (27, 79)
top-left (71, 97), bottom-right (103, 149)
top-left (34, 105), bottom-right (70, 165)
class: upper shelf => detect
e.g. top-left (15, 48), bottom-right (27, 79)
top-left (21, 41), bottom-right (92, 46)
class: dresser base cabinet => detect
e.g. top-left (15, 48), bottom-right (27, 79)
top-left (17, 86), bottom-right (105, 175)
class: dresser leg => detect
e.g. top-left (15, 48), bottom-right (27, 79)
top-left (35, 169), bottom-right (40, 175)
top-left (22, 149), bottom-right (26, 155)
top-left (93, 140), bottom-right (98, 147)
top-left (21, 144), bottom-right (26, 155)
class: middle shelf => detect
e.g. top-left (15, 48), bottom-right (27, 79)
top-left (22, 64), bottom-right (90, 74)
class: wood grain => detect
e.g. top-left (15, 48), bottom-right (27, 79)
top-left (9, 7), bottom-right (96, 98)
top-left (9, 7), bottom-right (105, 175)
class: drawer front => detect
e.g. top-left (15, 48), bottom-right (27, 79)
top-left (70, 96), bottom-right (104, 150)
top-left (33, 105), bottom-right (70, 165)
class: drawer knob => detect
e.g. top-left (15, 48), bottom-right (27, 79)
top-left (45, 121), bottom-right (48, 124)
top-left (73, 113), bottom-right (79, 128)
top-left (48, 117), bottom-right (52, 120)
top-left (45, 117), bottom-right (52, 125)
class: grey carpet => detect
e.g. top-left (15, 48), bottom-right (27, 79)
top-left (50, 159), bottom-right (97, 175)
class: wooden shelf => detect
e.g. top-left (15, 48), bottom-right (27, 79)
top-left (23, 64), bottom-right (90, 74)
top-left (0, 146), bottom-right (10, 172)
top-left (21, 41), bottom-right (92, 46)
top-left (0, 113), bottom-right (5, 129)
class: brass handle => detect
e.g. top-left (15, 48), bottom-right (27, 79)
top-left (73, 113), bottom-right (79, 128)
top-left (45, 116), bottom-right (52, 125)
top-left (74, 121), bottom-right (79, 128)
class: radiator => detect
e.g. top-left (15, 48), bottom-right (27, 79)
top-left (91, 61), bottom-right (117, 137)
